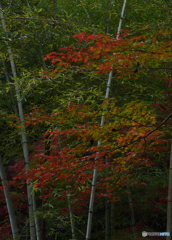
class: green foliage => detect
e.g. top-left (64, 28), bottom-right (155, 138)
top-left (0, 0), bottom-right (172, 239)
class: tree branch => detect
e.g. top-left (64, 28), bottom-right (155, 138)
top-left (122, 113), bottom-right (172, 149)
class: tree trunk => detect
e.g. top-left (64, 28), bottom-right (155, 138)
top-left (86, 1), bottom-right (127, 239)
top-left (39, 215), bottom-right (46, 240)
top-left (0, 7), bottom-right (36, 240)
top-left (127, 186), bottom-right (137, 240)
top-left (122, 150), bottom-right (136, 239)
top-left (33, 198), bottom-right (41, 240)
top-left (58, 132), bottom-right (76, 239)
top-left (0, 153), bottom-right (19, 240)
top-left (166, 141), bottom-right (172, 240)
top-left (110, 202), bottom-right (115, 238)
top-left (39, 132), bottom-right (52, 240)
top-left (105, 196), bottom-right (110, 240)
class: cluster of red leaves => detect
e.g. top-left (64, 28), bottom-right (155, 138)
top-left (7, 100), bottom-right (166, 217)
top-left (1, 30), bottom-right (171, 238)
top-left (43, 30), bottom-right (172, 76)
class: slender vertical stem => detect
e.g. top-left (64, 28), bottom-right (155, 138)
top-left (39, 133), bottom-right (52, 240)
top-left (121, 149), bottom-right (136, 240)
top-left (166, 141), bottom-right (172, 240)
top-left (105, 197), bottom-right (110, 240)
top-left (1, 57), bottom-right (18, 116)
top-left (86, 1), bottom-right (127, 239)
top-left (0, 153), bottom-right (19, 240)
top-left (110, 202), bottom-right (115, 238)
top-left (33, 198), bottom-right (40, 240)
top-left (58, 132), bottom-right (76, 239)
top-left (127, 185), bottom-right (136, 240)
top-left (86, 168), bottom-right (98, 240)
top-left (0, 7), bottom-right (36, 240)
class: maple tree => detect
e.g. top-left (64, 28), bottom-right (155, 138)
top-left (1, 27), bottom-right (171, 238)
top-left (1, 29), bottom-right (171, 238)
top-left (40, 26), bottom-right (172, 239)
top-left (6, 99), bottom-right (166, 239)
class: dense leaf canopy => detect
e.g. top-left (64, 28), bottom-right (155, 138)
top-left (0, 0), bottom-right (172, 239)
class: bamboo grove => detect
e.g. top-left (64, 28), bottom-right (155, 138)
top-left (0, 0), bottom-right (172, 240)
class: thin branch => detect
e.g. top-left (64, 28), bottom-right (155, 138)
top-left (121, 113), bottom-right (172, 149)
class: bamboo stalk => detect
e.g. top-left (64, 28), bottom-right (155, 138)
top-left (0, 7), bottom-right (36, 240)
top-left (0, 153), bottom-right (19, 240)
top-left (86, 1), bottom-right (127, 239)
